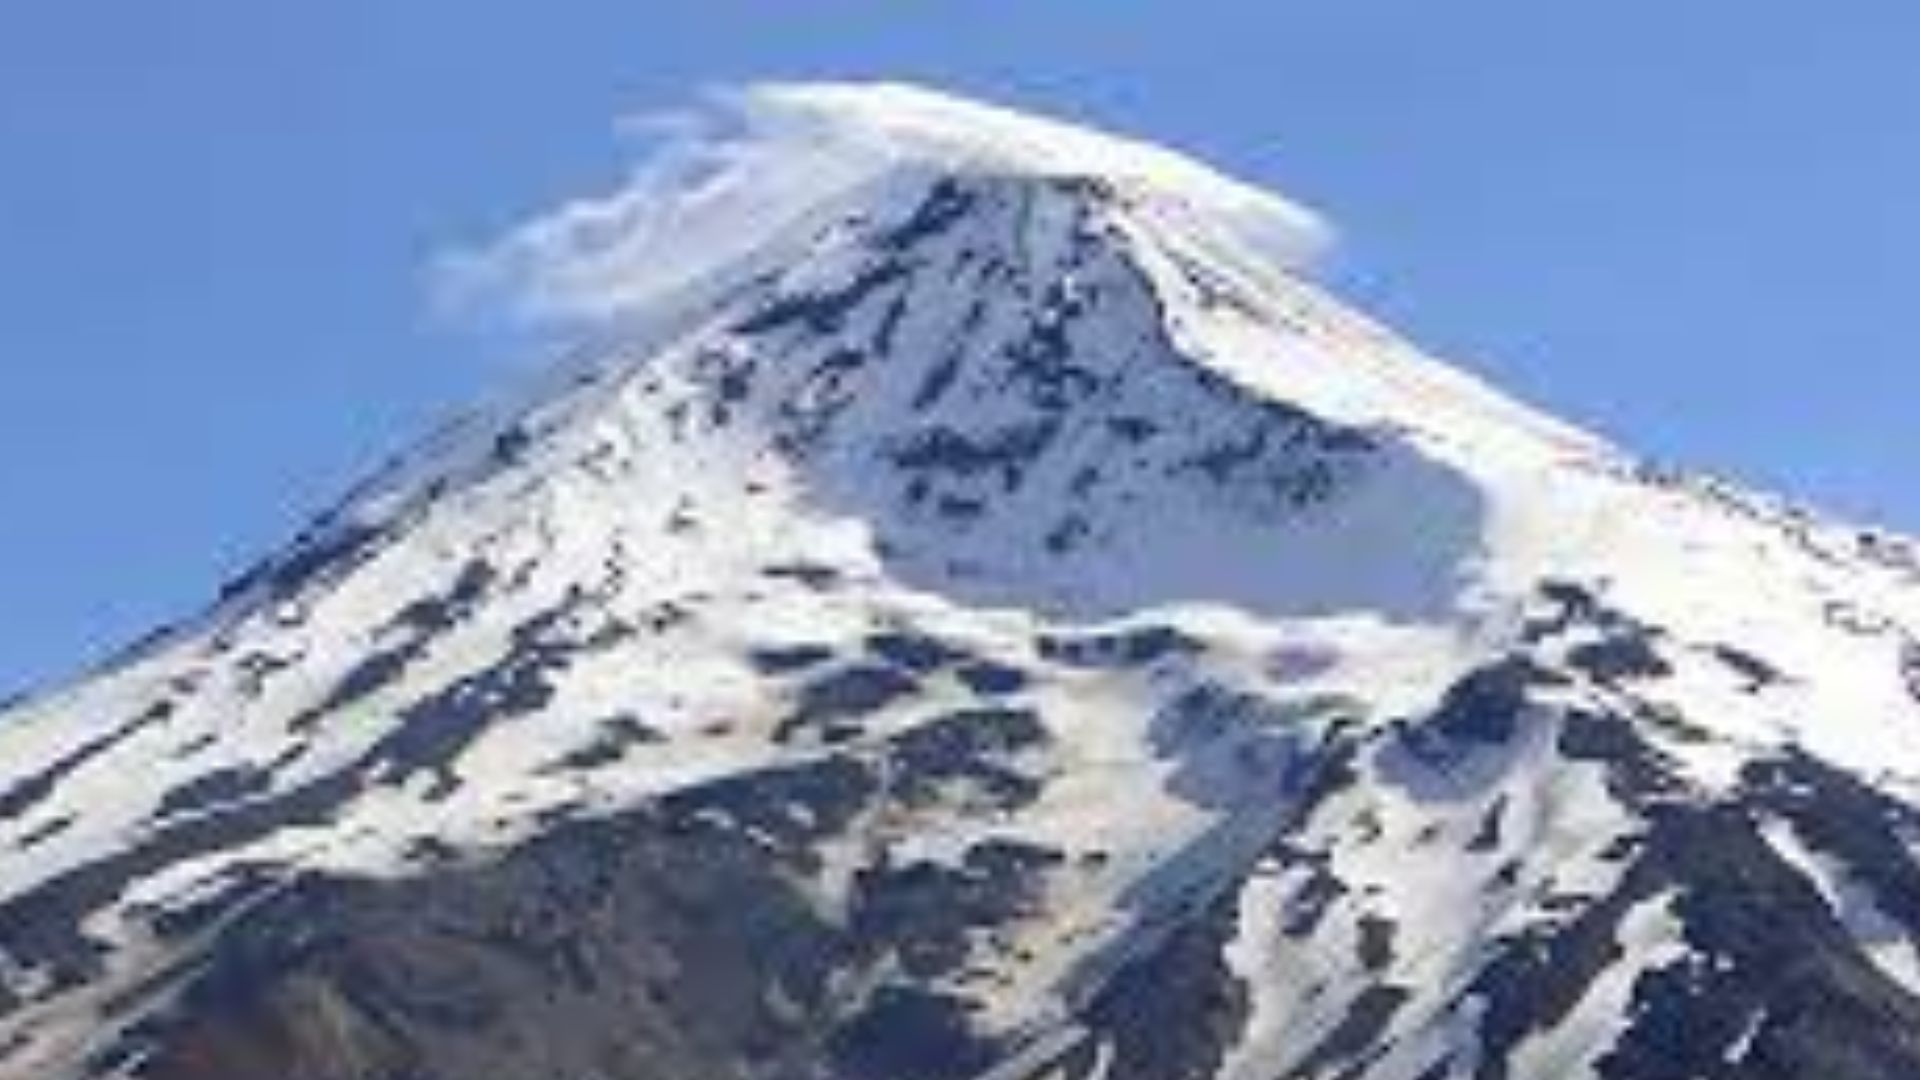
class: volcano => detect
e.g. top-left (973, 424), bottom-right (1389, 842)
top-left (5, 83), bottom-right (1920, 1080)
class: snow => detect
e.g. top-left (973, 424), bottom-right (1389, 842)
top-left (1762, 819), bottom-right (1920, 995)
top-left (1506, 891), bottom-right (1688, 1080)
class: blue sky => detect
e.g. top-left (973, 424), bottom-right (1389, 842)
top-left (2, 3), bottom-right (1916, 697)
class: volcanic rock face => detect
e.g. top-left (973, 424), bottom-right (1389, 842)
top-left (6, 83), bottom-right (1920, 1080)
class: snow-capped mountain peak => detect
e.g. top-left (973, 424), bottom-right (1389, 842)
top-left (5, 84), bottom-right (1920, 1080)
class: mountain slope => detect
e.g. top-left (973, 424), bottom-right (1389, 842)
top-left (5, 83), bottom-right (1920, 1080)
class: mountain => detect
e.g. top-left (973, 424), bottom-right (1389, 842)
top-left (6, 83), bottom-right (1920, 1080)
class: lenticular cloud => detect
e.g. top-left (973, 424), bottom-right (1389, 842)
top-left (437, 81), bottom-right (1334, 327)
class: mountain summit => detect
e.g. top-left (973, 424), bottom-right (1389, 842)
top-left (6, 83), bottom-right (1920, 1080)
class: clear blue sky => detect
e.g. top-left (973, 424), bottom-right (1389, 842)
top-left (3, 3), bottom-right (1916, 698)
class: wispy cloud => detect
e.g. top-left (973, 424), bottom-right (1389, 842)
top-left (433, 81), bottom-right (1334, 330)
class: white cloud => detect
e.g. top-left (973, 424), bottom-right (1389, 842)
top-left (434, 81), bottom-right (1335, 329)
